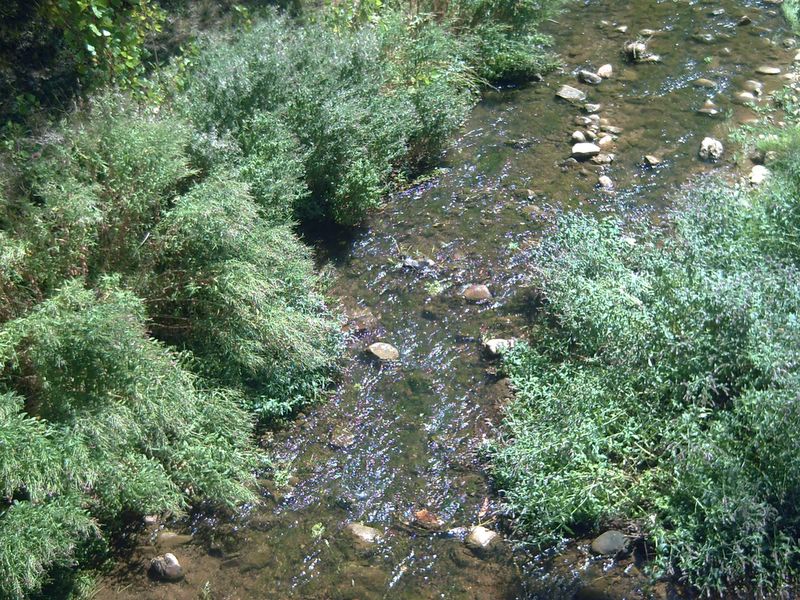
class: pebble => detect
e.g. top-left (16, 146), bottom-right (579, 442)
top-left (367, 342), bottom-right (400, 361)
top-left (615, 25), bottom-right (628, 33)
top-left (591, 530), bottom-right (629, 555)
top-left (463, 284), bottom-right (493, 302)
top-left (598, 135), bottom-right (614, 149)
top-left (584, 103), bottom-right (602, 113)
top-left (756, 66), bottom-right (781, 75)
top-left (556, 85), bottom-right (587, 102)
top-left (597, 64), bottom-right (614, 78)
top-left (699, 137), bottom-right (724, 161)
top-left (571, 142), bottom-right (601, 159)
top-left (598, 175), bottom-right (614, 189)
top-left (148, 553), bottom-right (184, 582)
top-left (572, 131), bottom-right (587, 143)
top-left (644, 155), bottom-right (662, 166)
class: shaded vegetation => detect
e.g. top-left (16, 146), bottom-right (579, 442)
top-left (492, 125), bottom-right (800, 595)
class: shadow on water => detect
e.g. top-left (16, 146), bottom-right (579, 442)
top-left (95, 1), bottom-right (795, 598)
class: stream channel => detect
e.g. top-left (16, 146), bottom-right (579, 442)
top-left (97, 1), bottom-right (797, 598)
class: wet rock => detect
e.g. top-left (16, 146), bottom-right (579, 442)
top-left (155, 531), bottom-right (193, 550)
top-left (584, 103), bottom-right (602, 113)
top-left (749, 165), bottom-right (771, 185)
top-left (556, 85), bottom-right (587, 103)
top-left (591, 530), bottom-right (629, 555)
top-left (591, 153), bottom-right (615, 165)
top-left (743, 80), bottom-right (764, 95)
top-left (345, 522), bottom-right (382, 544)
top-left (794, 49), bottom-right (800, 62)
top-left (601, 125), bottom-right (623, 134)
top-left (572, 130), bottom-right (587, 143)
top-left (579, 69), bottom-right (603, 85)
top-left (572, 142), bottom-right (601, 159)
top-left (697, 99), bottom-right (720, 115)
top-left (737, 15), bottom-right (752, 26)
top-left (584, 129), bottom-right (598, 141)
top-left (349, 307), bottom-right (379, 333)
top-left (413, 509), bottom-right (444, 530)
top-left (598, 175), bottom-right (614, 190)
top-left (143, 515), bottom-right (159, 527)
top-left (598, 135), bottom-right (614, 149)
top-left (735, 91), bottom-right (757, 104)
top-left (465, 526), bottom-right (500, 555)
top-left (597, 64), bottom-right (613, 79)
top-left (463, 284), bottom-right (493, 302)
top-left (624, 41), bottom-right (648, 60)
top-left (756, 65), bottom-right (781, 75)
top-left (483, 338), bottom-right (517, 356)
top-left (330, 425), bottom-right (356, 448)
top-left (640, 28), bottom-right (658, 36)
top-left (644, 154), bottom-right (662, 166)
top-left (699, 137), bottom-right (724, 161)
top-left (148, 553), bottom-right (184, 582)
top-left (367, 342), bottom-right (400, 361)
top-left (615, 25), bottom-right (628, 33)
top-left (693, 78), bottom-right (716, 88)
top-left (693, 32), bottom-right (716, 44)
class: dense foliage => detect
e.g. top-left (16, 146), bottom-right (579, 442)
top-left (0, 0), bottom-right (561, 596)
top-left (491, 126), bottom-right (800, 595)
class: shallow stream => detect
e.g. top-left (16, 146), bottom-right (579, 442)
top-left (96, 1), bottom-right (797, 598)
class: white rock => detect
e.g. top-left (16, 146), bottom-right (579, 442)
top-left (571, 130), bottom-right (587, 143)
top-left (598, 135), bottom-right (614, 149)
top-left (699, 137), bottom-right (724, 161)
top-left (597, 64), bottom-right (613, 78)
top-left (484, 338), bottom-right (516, 356)
top-left (579, 70), bottom-right (602, 85)
top-left (571, 143), bottom-right (601, 159)
top-left (756, 66), bottom-right (781, 75)
top-left (598, 175), bottom-right (614, 189)
top-left (367, 342), bottom-right (400, 361)
top-left (644, 155), bottom-right (661, 166)
top-left (749, 165), bottom-right (770, 185)
top-left (735, 91), bottom-right (757, 104)
top-left (584, 103), bottom-right (602, 113)
top-left (346, 522), bottom-right (382, 543)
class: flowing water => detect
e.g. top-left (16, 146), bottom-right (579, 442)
top-left (96, 1), bottom-right (797, 598)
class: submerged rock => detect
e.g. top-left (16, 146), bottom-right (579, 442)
top-left (590, 530), bottom-right (629, 555)
top-left (155, 531), bottom-right (193, 550)
top-left (367, 342), bottom-right (400, 361)
top-left (463, 284), bottom-right (493, 302)
top-left (346, 522), bottom-right (382, 544)
top-left (644, 154), bottom-right (662, 166)
top-left (699, 137), bottom-right (724, 161)
top-left (465, 526), bottom-right (500, 555)
top-left (756, 65), bottom-right (781, 75)
top-left (556, 85), bottom-right (587, 103)
top-left (598, 175), bottom-right (614, 190)
top-left (697, 99), bottom-right (720, 116)
top-left (597, 64), bottom-right (613, 78)
top-left (572, 142), bottom-right (601, 159)
top-left (579, 69), bottom-right (603, 84)
top-left (148, 553), bottom-right (184, 582)
top-left (693, 78), bottom-right (716, 88)
top-left (413, 508), bottom-right (444, 530)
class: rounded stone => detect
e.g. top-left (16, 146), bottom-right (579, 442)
top-left (465, 526), bottom-right (500, 554)
top-left (699, 137), bottom-right (724, 161)
top-left (590, 530), bottom-right (628, 555)
top-left (484, 338), bottom-right (516, 356)
top-left (367, 342), bottom-right (400, 361)
top-left (756, 66), bottom-right (781, 75)
top-left (463, 284), bottom-right (493, 302)
top-left (345, 522), bottom-right (382, 544)
top-left (597, 64), bottom-right (613, 78)
top-left (572, 142), bottom-right (601, 159)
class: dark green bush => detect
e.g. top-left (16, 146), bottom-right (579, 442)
top-left (492, 127), bottom-right (800, 595)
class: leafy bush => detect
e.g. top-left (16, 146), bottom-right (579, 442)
top-left (492, 128), bottom-right (800, 595)
top-left (0, 279), bottom-right (261, 599)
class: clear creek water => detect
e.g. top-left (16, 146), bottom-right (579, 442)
top-left (96, 1), bottom-right (796, 598)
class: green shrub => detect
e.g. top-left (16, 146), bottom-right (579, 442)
top-left (492, 127), bottom-right (800, 594)
top-left (0, 279), bottom-right (260, 598)
top-left (150, 174), bottom-right (342, 418)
